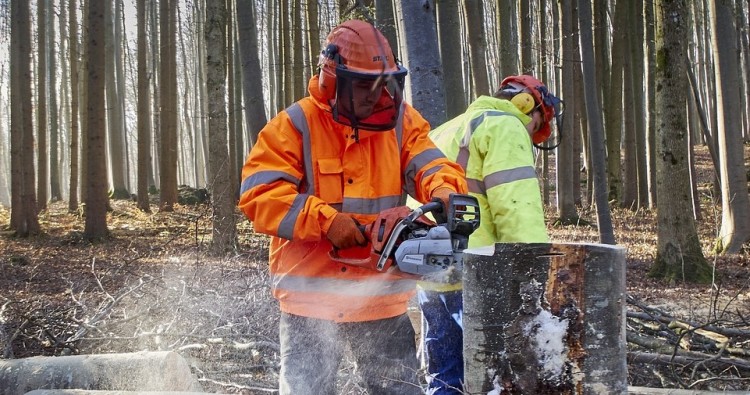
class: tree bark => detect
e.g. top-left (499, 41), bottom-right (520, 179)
top-left (577, 0), bottom-right (616, 245)
top-left (556, 0), bottom-right (579, 224)
top-left (136, 0), bottom-right (151, 212)
top-left (462, 243), bottom-right (627, 394)
top-left (84, 0), bottom-right (110, 239)
top-left (436, 0), bottom-right (467, 118)
top-left (159, 0), bottom-right (179, 211)
top-left (68, 0), bottom-right (81, 212)
top-left (206, 0), bottom-right (237, 254)
top-left (650, 0), bottom-right (711, 283)
top-left (463, 0), bottom-right (490, 95)
top-left (235, 0), bottom-right (268, 146)
top-left (396, 0), bottom-right (446, 127)
top-left (10, 0), bottom-right (41, 236)
top-left (496, 0), bottom-right (518, 79)
top-left (48, 0), bottom-right (62, 202)
top-left (37, 0), bottom-right (49, 212)
top-left (711, 0), bottom-right (750, 253)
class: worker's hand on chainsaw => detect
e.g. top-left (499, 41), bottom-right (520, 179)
top-left (326, 213), bottom-right (367, 249)
top-left (431, 187), bottom-right (455, 211)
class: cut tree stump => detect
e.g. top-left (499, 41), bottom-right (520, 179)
top-left (462, 242), bottom-right (627, 394)
top-left (0, 351), bottom-right (202, 395)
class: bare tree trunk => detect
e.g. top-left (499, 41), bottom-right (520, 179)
top-left (37, 0), bottom-right (49, 212)
top-left (621, 0), bottom-right (638, 209)
top-left (48, 0), bottom-right (62, 202)
top-left (396, 0), bottom-right (446, 127)
top-left (645, 0), bottom-right (658, 208)
top-left (206, 0), bottom-right (237, 254)
top-left (712, 0), bottom-right (750, 253)
top-left (464, 0), bottom-right (490, 95)
top-left (149, 0), bottom-right (160, 191)
top-left (519, 1), bottom-right (533, 74)
top-left (159, 0), bottom-right (178, 211)
top-left (375, 0), bottom-right (396, 59)
top-left (84, 0), bottom-right (109, 239)
top-left (556, 0), bottom-right (579, 224)
top-left (605, 0), bottom-right (628, 204)
top-left (650, 0), bottom-right (710, 283)
top-left (496, 0), bottom-right (518, 79)
top-left (437, 0), bottom-right (467, 118)
top-left (68, 0), bottom-right (80, 211)
top-left (291, 0), bottom-right (304, 101)
top-left (236, 0), bottom-right (268, 146)
top-left (10, 0), bottom-right (41, 236)
top-left (107, 0), bottom-right (129, 199)
top-left (136, 0), bottom-right (151, 212)
top-left (578, 0), bottom-right (615, 245)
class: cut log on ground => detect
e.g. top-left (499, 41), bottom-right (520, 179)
top-left (24, 392), bottom-right (207, 395)
top-left (462, 242), bottom-right (627, 394)
top-left (0, 351), bottom-right (202, 395)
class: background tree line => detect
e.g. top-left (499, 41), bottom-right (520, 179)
top-left (0, 0), bottom-right (748, 280)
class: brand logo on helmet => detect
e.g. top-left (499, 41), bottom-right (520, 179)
top-left (372, 55), bottom-right (390, 62)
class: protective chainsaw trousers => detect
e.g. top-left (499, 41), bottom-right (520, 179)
top-left (418, 289), bottom-right (464, 395)
top-left (278, 312), bottom-right (421, 395)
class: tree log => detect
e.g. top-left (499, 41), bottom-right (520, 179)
top-left (462, 242), bottom-right (627, 394)
top-left (0, 351), bottom-right (202, 395)
top-left (25, 392), bottom-right (206, 395)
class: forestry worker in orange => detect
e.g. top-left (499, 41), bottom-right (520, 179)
top-left (238, 19), bottom-right (466, 395)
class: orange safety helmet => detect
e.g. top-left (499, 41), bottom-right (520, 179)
top-left (500, 75), bottom-right (563, 145)
top-left (318, 20), bottom-right (407, 132)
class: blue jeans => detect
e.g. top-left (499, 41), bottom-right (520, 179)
top-left (418, 289), bottom-right (463, 395)
top-left (278, 312), bottom-right (421, 395)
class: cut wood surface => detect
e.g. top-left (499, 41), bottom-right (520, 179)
top-left (0, 351), bottom-right (202, 395)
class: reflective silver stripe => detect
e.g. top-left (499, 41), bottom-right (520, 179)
top-left (459, 110), bottom-right (513, 171)
top-left (404, 148), bottom-right (445, 197)
top-left (395, 102), bottom-right (405, 148)
top-left (285, 103), bottom-right (314, 194)
top-left (468, 110), bottom-right (512, 133)
top-left (343, 195), bottom-right (402, 215)
top-left (484, 166), bottom-right (537, 190)
top-left (278, 194), bottom-right (309, 240)
top-left (456, 147), bottom-right (469, 170)
top-left (273, 274), bottom-right (416, 296)
top-left (467, 178), bottom-right (486, 195)
top-left (240, 170), bottom-right (300, 195)
top-left (422, 165), bottom-right (442, 180)
top-left (467, 167), bottom-right (537, 196)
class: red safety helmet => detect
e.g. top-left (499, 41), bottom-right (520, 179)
top-left (318, 20), bottom-right (407, 132)
top-left (500, 75), bottom-right (563, 145)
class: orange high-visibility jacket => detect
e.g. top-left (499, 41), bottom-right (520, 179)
top-left (238, 76), bottom-right (467, 322)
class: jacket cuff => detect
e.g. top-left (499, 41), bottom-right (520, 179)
top-left (319, 205), bottom-right (339, 234)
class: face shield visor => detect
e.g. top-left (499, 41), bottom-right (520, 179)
top-left (332, 65), bottom-right (408, 131)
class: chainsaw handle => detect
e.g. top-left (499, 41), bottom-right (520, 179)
top-left (328, 249), bottom-right (375, 267)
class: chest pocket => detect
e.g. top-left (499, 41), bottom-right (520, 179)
top-left (316, 157), bottom-right (344, 203)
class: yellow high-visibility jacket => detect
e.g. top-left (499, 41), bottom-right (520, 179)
top-left (238, 76), bottom-right (467, 322)
top-left (420, 95), bottom-right (549, 292)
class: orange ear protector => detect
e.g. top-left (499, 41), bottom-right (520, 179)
top-left (511, 92), bottom-right (536, 114)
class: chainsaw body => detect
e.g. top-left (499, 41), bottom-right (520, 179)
top-left (336, 194), bottom-right (480, 283)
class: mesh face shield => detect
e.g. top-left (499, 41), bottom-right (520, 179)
top-left (332, 65), bottom-right (408, 131)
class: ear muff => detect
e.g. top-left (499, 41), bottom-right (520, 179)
top-left (319, 44), bottom-right (339, 99)
top-left (511, 92), bottom-right (536, 114)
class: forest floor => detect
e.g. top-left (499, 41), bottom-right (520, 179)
top-left (1, 144), bottom-right (749, 394)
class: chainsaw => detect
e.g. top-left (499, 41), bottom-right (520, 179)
top-left (329, 194), bottom-right (480, 283)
